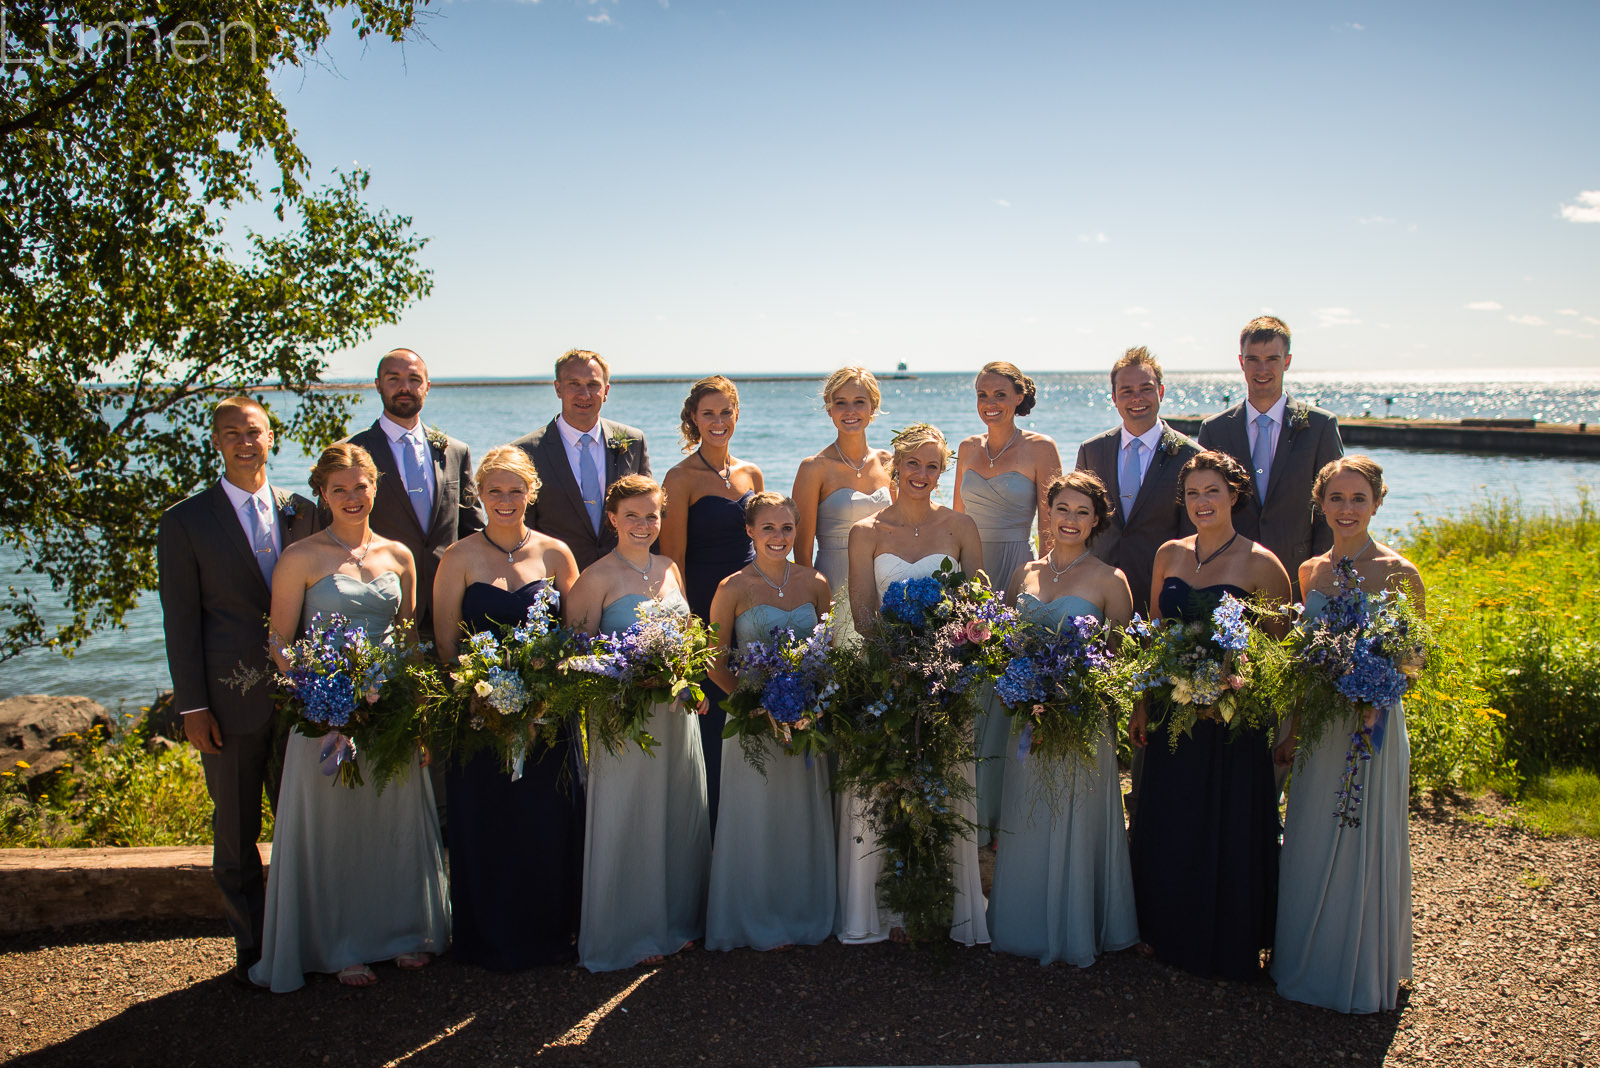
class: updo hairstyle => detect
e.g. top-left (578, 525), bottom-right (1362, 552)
top-left (977, 360), bottom-right (1038, 417)
top-left (1177, 450), bottom-right (1252, 514)
top-left (1312, 455), bottom-right (1388, 507)
top-left (744, 491), bottom-right (798, 528)
top-left (1044, 470), bottom-right (1114, 540)
top-left (888, 423), bottom-right (953, 486)
top-left (476, 445), bottom-right (542, 501)
top-left (679, 375), bottom-right (740, 452)
top-left (309, 443), bottom-right (380, 498)
top-left (603, 474), bottom-right (666, 524)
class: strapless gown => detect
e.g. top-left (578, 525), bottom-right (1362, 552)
top-left (1273, 590), bottom-right (1413, 1012)
top-left (705, 602), bottom-right (836, 950)
top-left (987, 593), bottom-right (1139, 966)
top-left (251, 572), bottom-right (449, 992)
top-left (835, 552), bottom-right (990, 946)
top-left (1129, 577), bottom-right (1279, 981)
top-left (578, 591), bottom-right (711, 971)
top-left (445, 580), bottom-right (584, 969)
top-left (962, 469), bottom-right (1039, 843)
top-left (685, 490), bottom-right (755, 834)
top-left (814, 485), bottom-right (893, 597)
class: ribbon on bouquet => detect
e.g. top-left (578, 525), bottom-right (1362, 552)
top-left (318, 732), bottom-right (357, 777)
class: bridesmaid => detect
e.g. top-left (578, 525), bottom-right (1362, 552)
top-left (432, 446), bottom-right (583, 969)
top-left (841, 423), bottom-right (989, 946)
top-left (1128, 451), bottom-right (1290, 981)
top-left (704, 493), bottom-right (836, 951)
top-left (253, 444), bottom-right (448, 991)
top-left (661, 375), bottom-right (762, 833)
top-left (1273, 456), bottom-right (1419, 1012)
top-left (792, 366), bottom-right (894, 602)
top-left (987, 471), bottom-right (1140, 966)
top-left (954, 361), bottom-right (1063, 845)
top-left (566, 475), bottom-right (710, 971)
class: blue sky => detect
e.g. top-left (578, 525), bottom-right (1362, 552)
top-left (267, 0), bottom-right (1600, 378)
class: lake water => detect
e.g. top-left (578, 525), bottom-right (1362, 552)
top-left (4, 369), bottom-right (1599, 709)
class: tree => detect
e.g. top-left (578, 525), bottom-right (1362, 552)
top-left (0, 1), bottom-right (433, 661)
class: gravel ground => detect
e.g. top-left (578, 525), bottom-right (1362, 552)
top-left (0, 790), bottom-right (1594, 1068)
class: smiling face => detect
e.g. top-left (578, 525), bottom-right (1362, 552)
top-left (1239, 336), bottom-right (1291, 408)
top-left (746, 503), bottom-right (798, 564)
top-left (1183, 468), bottom-right (1238, 531)
top-left (1049, 487), bottom-right (1097, 549)
top-left (974, 371), bottom-right (1022, 427)
top-left (693, 389), bottom-right (738, 450)
top-left (479, 469), bottom-right (530, 529)
top-left (827, 379), bottom-right (877, 436)
top-left (321, 466), bottom-right (376, 524)
top-left (376, 351), bottom-right (430, 424)
top-left (555, 357), bottom-right (610, 433)
top-left (212, 404), bottom-right (273, 485)
top-left (1112, 363), bottom-right (1164, 436)
top-left (895, 442), bottom-right (946, 500)
top-left (607, 489), bottom-right (663, 549)
top-left (1318, 468), bottom-right (1379, 541)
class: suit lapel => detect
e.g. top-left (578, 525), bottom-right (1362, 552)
top-left (362, 422), bottom-right (425, 538)
top-left (1264, 395), bottom-right (1299, 509)
top-left (601, 419), bottom-right (618, 486)
top-left (426, 429), bottom-right (449, 538)
top-left (541, 420), bottom-right (590, 520)
top-left (207, 482), bottom-right (269, 597)
top-left (1124, 430), bottom-right (1168, 527)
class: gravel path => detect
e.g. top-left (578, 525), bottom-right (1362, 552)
top-left (0, 791), bottom-right (1594, 1068)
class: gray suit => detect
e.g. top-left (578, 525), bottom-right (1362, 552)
top-left (1197, 395), bottom-right (1343, 595)
top-left (512, 418), bottom-right (650, 571)
top-left (1075, 423), bottom-right (1200, 618)
top-left (158, 481), bottom-right (317, 965)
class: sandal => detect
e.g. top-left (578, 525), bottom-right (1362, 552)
top-left (336, 963), bottom-right (377, 987)
top-left (394, 952), bottom-right (432, 970)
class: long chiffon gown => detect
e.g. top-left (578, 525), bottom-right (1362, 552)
top-left (705, 602), bottom-right (836, 950)
top-left (578, 591), bottom-right (712, 972)
top-left (1273, 590), bottom-right (1414, 1012)
top-left (835, 552), bottom-right (990, 946)
top-left (813, 485), bottom-right (892, 609)
top-left (1129, 577), bottom-right (1279, 981)
top-left (251, 572), bottom-right (450, 992)
top-left (444, 580), bottom-right (584, 969)
top-left (961, 469), bottom-right (1038, 843)
top-left (987, 593), bottom-right (1139, 966)
top-left (684, 490), bottom-right (755, 833)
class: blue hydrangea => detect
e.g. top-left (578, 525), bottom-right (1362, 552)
top-left (881, 576), bottom-right (944, 625)
top-left (760, 672), bottom-right (810, 723)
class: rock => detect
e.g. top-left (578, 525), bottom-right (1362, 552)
top-left (0, 695), bottom-right (112, 791)
top-left (127, 690), bottom-right (183, 747)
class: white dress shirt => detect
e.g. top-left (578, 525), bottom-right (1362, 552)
top-left (378, 412), bottom-right (436, 505)
top-left (555, 414), bottom-right (605, 485)
top-left (1245, 394), bottom-right (1289, 462)
top-left (1118, 421), bottom-right (1166, 482)
top-left (218, 477), bottom-right (282, 556)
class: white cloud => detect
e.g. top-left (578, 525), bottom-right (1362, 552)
top-left (1579, 333), bottom-right (1596, 340)
top-left (1507, 314), bottom-right (1546, 326)
top-left (588, 10), bottom-right (612, 23)
top-left (1555, 329), bottom-right (1575, 336)
top-left (1022, 316), bottom-right (1039, 324)
top-left (1556, 308), bottom-right (1580, 316)
top-left (1076, 232), bottom-right (1109, 243)
top-left (1559, 190), bottom-right (1600, 223)
top-left (1583, 316), bottom-right (1600, 326)
top-left (993, 199), bottom-right (1011, 208)
top-left (1357, 215), bottom-right (1396, 225)
top-left (1464, 300), bottom-right (1503, 311)
top-left (1122, 305), bottom-right (1149, 316)
top-left (1316, 307), bottom-right (1361, 327)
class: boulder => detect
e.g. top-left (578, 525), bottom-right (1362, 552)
top-left (0, 694), bottom-right (113, 791)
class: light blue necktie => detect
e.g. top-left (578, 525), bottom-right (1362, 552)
top-left (401, 431), bottom-right (431, 529)
top-left (578, 433), bottom-right (602, 535)
top-left (247, 495), bottom-right (277, 588)
top-left (1118, 438), bottom-right (1144, 517)
top-left (1251, 412), bottom-right (1275, 503)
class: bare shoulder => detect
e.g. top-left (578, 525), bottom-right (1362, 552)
top-left (1022, 429), bottom-right (1059, 450)
top-left (1154, 537), bottom-right (1191, 564)
top-left (946, 507), bottom-right (981, 536)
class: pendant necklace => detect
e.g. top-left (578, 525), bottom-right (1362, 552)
top-left (1193, 531), bottom-right (1240, 574)
top-left (755, 561), bottom-right (792, 600)
top-left (698, 449), bottom-right (733, 489)
top-left (1047, 549), bottom-right (1091, 583)
top-left (1340, 537), bottom-right (1375, 565)
top-left (618, 552), bottom-right (653, 582)
top-left (983, 428), bottom-right (1020, 468)
top-left (483, 528), bottom-right (531, 563)
top-left (834, 443), bottom-right (868, 479)
top-left (326, 527), bottom-right (371, 562)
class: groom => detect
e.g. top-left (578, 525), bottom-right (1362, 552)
top-left (159, 396), bottom-right (318, 984)
top-left (514, 349), bottom-right (650, 571)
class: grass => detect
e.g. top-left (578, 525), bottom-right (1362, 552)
top-left (1513, 768), bottom-right (1600, 839)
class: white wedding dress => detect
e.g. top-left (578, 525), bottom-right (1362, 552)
top-left (834, 552), bottom-right (990, 946)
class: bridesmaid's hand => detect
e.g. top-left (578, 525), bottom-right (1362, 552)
top-left (1129, 703), bottom-right (1148, 749)
top-left (693, 696), bottom-right (710, 716)
top-left (418, 743), bottom-right (433, 768)
top-left (1273, 727), bottom-right (1298, 769)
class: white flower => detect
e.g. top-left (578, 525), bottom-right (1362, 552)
top-left (474, 680), bottom-right (493, 698)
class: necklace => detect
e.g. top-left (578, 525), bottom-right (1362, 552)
top-left (617, 551), bottom-right (654, 582)
top-left (754, 561), bottom-right (792, 600)
top-left (1339, 537), bottom-right (1375, 564)
top-left (833, 442), bottom-right (868, 479)
top-left (483, 527), bottom-right (531, 563)
top-left (983, 428), bottom-right (1020, 468)
top-left (698, 449), bottom-right (733, 489)
top-left (1046, 548), bottom-right (1091, 583)
top-left (1193, 531), bottom-right (1240, 573)
top-left (326, 527), bottom-right (371, 562)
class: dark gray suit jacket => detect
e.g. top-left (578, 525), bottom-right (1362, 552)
top-left (513, 417), bottom-right (650, 571)
top-left (1197, 394), bottom-right (1343, 593)
top-left (158, 482), bottom-right (318, 734)
top-left (1075, 423), bottom-right (1200, 617)
top-left (346, 421), bottom-right (484, 638)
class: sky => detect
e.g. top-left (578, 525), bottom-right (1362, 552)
top-left (256, 0), bottom-right (1600, 379)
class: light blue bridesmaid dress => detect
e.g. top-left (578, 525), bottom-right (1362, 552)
top-left (705, 602), bottom-right (836, 950)
top-left (813, 485), bottom-right (892, 596)
top-left (961, 468), bottom-right (1039, 843)
top-left (986, 593), bottom-right (1139, 967)
top-left (251, 572), bottom-right (449, 992)
top-left (578, 591), bottom-right (712, 972)
top-left (1273, 590), bottom-right (1414, 1013)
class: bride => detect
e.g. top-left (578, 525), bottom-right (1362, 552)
top-left (838, 423), bottom-right (987, 945)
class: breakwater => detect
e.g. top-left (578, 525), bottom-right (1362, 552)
top-left (1165, 416), bottom-right (1600, 458)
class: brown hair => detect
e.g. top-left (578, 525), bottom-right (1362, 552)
top-left (679, 375), bottom-right (740, 451)
top-left (309, 443), bottom-right (380, 497)
top-left (554, 348), bottom-right (610, 381)
top-left (476, 445), bottom-right (542, 501)
top-left (821, 366), bottom-right (882, 414)
top-left (211, 395), bottom-right (269, 430)
top-left (1178, 450), bottom-right (1252, 514)
top-left (604, 474), bottom-right (666, 520)
top-left (1239, 315), bottom-right (1292, 355)
top-left (1312, 454), bottom-right (1388, 507)
top-left (888, 423), bottom-right (953, 486)
top-left (744, 491), bottom-right (797, 527)
top-left (1045, 471), bottom-right (1114, 540)
top-left (977, 360), bottom-right (1038, 416)
top-left (1110, 346), bottom-right (1163, 391)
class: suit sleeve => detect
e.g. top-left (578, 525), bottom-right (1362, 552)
top-left (456, 444), bottom-right (486, 538)
top-left (1196, 418), bottom-right (1218, 451)
top-left (1308, 415), bottom-right (1344, 556)
top-left (1074, 441), bottom-right (1090, 473)
top-left (636, 434), bottom-right (652, 479)
top-left (157, 509), bottom-right (209, 713)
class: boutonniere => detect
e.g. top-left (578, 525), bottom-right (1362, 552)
top-left (424, 426), bottom-right (449, 452)
top-left (1287, 403), bottom-right (1311, 436)
top-left (1159, 427), bottom-right (1188, 457)
top-left (279, 498), bottom-right (299, 521)
top-left (607, 429), bottom-right (636, 453)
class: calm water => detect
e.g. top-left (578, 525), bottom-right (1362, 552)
top-left (5, 370), bottom-right (1599, 708)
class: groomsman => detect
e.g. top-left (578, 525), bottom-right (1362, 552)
top-left (1075, 346), bottom-right (1200, 618)
top-left (513, 349), bottom-right (650, 571)
top-left (1198, 316), bottom-right (1343, 597)
top-left (159, 396), bottom-right (318, 984)
top-left (345, 348), bottom-right (484, 640)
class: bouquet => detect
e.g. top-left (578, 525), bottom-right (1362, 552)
top-left (1125, 591), bottom-right (1278, 749)
top-left (994, 611), bottom-right (1131, 768)
top-left (417, 586), bottom-right (578, 780)
top-left (721, 615), bottom-right (838, 775)
top-left (1282, 558), bottom-right (1429, 826)
top-left (832, 560), bottom-right (1017, 945)
top-left (563, 599), bottom-right (717, 757)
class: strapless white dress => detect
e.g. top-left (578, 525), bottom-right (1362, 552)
top-left (834, 552), bottom-right (990, 946)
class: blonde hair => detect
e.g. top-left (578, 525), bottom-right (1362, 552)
top-left (977, 360), bottom-right (1038, 416)
top-left (679, 375), bottom-right (740, 452)
top-left (211, 395), bottom-right (268, 430)
top-left (744, 491), bottom-right (797, 527)
top-left (821, 366), bottom-right (882, 415)
top-left (604, 474), bottom-right (666, 518)
top-left (554, 348), bottom-right (609, 381)
top-left (309, 443), bottom-right (380, 497)
top-left (1313, 455), bottom-right (1388, 507)
top-left (476, 445), bottom-right (542, 501)
top-left (1240, 315), bottom-right (1292, 355)
top-left (889, 423), bottom-right (952, 485)
top-left (1110, 346), bottom-right (1163, 391)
